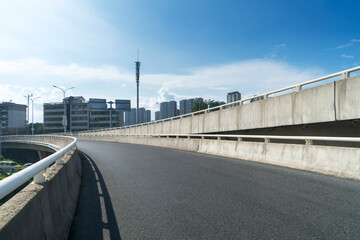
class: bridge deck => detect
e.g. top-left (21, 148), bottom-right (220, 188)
top-left (69, 141), bottom-right (360, 239)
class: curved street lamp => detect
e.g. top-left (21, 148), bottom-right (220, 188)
top-left (24, 94), bottom-right (33, 135)
top-left (29, 96), bottom-right (40, 135)
top-left (53, 85), bottom-right (74, 133)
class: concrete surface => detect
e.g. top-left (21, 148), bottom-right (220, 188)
top-left (70, 140), bottom-right (360, 239)
top-left (0, 142), bottom-right (81, 240)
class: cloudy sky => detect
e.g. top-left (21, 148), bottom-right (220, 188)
top-left (0, 0), bottom-right (359, 122)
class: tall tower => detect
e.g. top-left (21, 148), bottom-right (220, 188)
top-left (135, 51), bottom-right (141, 124)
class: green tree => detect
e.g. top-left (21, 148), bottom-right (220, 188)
top-left (33, 122), bottom-right (44, 134)
top-left (191, 99), bottom-right (223, 112)
top-left (206, 100), bottom-right (222, 108)
top-left (191, 99), bottom-right (208, 112)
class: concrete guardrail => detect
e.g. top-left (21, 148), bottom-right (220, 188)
top-left (75, 133), bottom-right (360, 180)
top-left (0, 135), bottom-right (81, 240)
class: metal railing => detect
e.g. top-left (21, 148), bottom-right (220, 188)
top-left (84, 133), bottom-right (360, 146)
top-left (76, 66), bottom-right (360, 134)
top-left (0, 135), bottom-right (77, 200)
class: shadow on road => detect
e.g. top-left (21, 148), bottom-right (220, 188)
top-left (68, 152), bottom-right (122, 240)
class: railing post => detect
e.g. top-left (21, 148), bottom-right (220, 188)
top-left (305, 139), bottom-right (313, 145)
top-left (56, 157), bottom-right (64, 165)
top-left (217, 136), bottom-right (221, 141)
top-left (296, 85), bottom-right (302, 92)
top-left (237, 137), bottom-right (242, 141)
top-left (342, 71), bottom-right (350, 79)
top-left (33, 169), bottom-right (46, 184)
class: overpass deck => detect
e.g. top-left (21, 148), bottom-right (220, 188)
top-left (69, 141), bottom-right (360, 239)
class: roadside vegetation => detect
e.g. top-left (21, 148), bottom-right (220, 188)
top-left (191, 99), bottom-right (224, 112)
top-left (0, 157), bottom-right (24, 180)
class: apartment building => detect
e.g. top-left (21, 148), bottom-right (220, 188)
top-left (0, 102), bottom-right (27, 135)
top-left (43, 96), bottom-right (126, 133)
top-left (179, 98), bottom-right (203, 115)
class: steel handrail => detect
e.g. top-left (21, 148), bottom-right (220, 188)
top-left (0, 135), bottom-right (77, 200)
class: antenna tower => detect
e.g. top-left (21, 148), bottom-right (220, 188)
top-left (135, 50), bottom-right (141, 124)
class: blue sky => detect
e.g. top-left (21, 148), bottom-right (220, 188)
top-left (0, 0), bottom-right (359, 122)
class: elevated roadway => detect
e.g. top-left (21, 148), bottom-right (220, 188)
top-left (70, 140), bottom-right (360, 239)
top-left (78, 67), bottom-right (360, 137)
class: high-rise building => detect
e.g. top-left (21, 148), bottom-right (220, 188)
top-left (160, 102), bottom-right (168, 120)
top-left (227, 91), bottom-right (241, 103)
top-left (125, 108), bottom-right (136, 126)
top-left (145, 110), bottom-right (151, 123)
top-left (138, 107), bottom-right (145, 124)
top-left (0, 102), bottom-right (27, 135)
top-left (179, 98), bottom-right (203, 115)
top-left (179, 100), bottom-right (186, 115)
top-left (159, 101), bottom-right (179, 119)
top-left (168, 101), bottom-right (177, 118)
top-left (155, 111), bottom-right (160, 121)
top-left (70, 97), bottom-right (89, 132)
top-left (43, 102), bottom-right (64, 133)
top-left (124, 107), bottom-right (151, 125)
top-left (43, 96), bottom-right (125, 133)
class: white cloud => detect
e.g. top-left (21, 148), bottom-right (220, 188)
top-left (274, 43), bottom-right (286, 49)
top-left (264, 43), bottom-right (287, 60)
top-left (144, 60), bottom-right (322, 92)
top-left (0, 58), bottom-right (324, 122)
top-left (336, 39), bottom-right (360, 49)
top-left (0, 59), bottom-right (132, 83)
top-left (341, 54), bottom-right (354, 59)
top-left (0, 0), bottom-right (122, 59)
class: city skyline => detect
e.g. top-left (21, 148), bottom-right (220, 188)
top-left (0, 0), bottom-right (359, 122)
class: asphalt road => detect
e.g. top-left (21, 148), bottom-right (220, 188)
top-left (69, 141), bottom-right (360, 240)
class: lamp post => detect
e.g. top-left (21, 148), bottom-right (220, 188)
top-left (29, 96), bottom-right (40, 135)
top-left (194, 97), bottom-right (202, 134)
top-left (108, 101), bottom-right (114, 128)
top-left (53, 85), bottom-right (74, 133)
top-left (24, 94), bottom-right (33, 135)
top-left (0, 117), bottom-right (2, 158)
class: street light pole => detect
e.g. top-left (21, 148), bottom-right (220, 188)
top-left (24, 94), bottom-right (33, 135)
top-left (194, 97), bottom-right (201, 134)
top-left (53, 85), bottom-right (74, 134)
top-left (29, 96), bottom-right (40, 135)
top-left (198, 99), bottom-right (200, 133)
top-left (108, 101), bottom-right (114, 128)
top-left (0, 118), bottom-right (2, 158)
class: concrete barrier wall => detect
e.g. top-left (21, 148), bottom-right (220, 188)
top-left (3, 135), bottom-right (73, 149)
top-left (0, 138), bottom-right (82, 240)
top-left (78, 75), bottom-right (360, 137)
top-left (76, 135), bottom-right (360, 180)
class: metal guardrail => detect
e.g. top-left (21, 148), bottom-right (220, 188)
top-left (76, 66), bottom-right (360, 134)
top-left (88, 133), bottom-right (360, 146)
top-left (0, 135), bottom-right (77, 200)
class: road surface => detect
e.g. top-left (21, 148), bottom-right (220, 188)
top-left (68, 141), bottom-right (360, 239)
